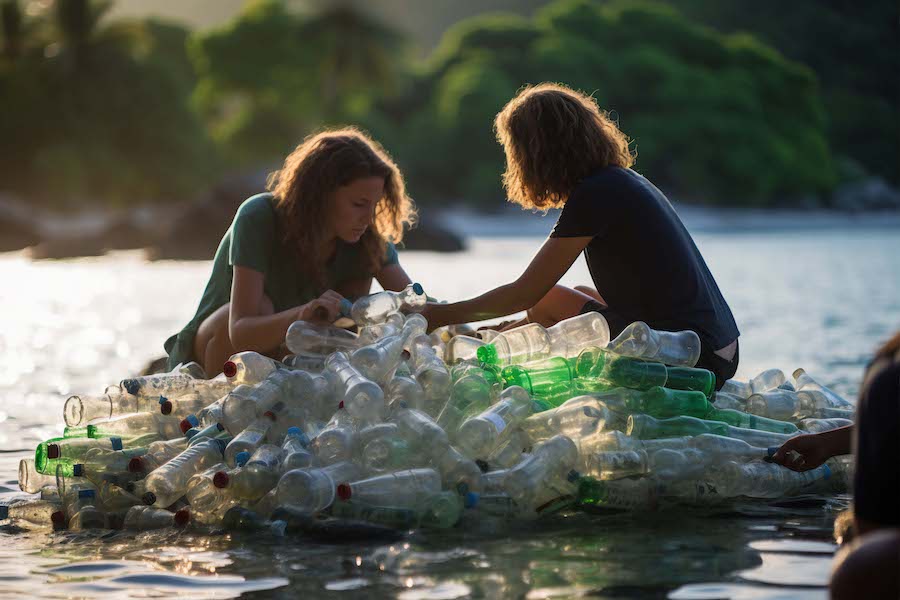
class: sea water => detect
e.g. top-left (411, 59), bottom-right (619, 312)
top-left (0, 226), bottom-right (897, 598)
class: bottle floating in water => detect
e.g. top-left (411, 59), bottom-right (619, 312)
top-left (66, 489), bottom-right (108, 530)
top-left (222, 351), bottom-right (279, 385)
top-left (0, 499), bottom-right (61, 529)
top-left (325, 352), bottom-right (385, 422)
top-left (336, 468), bottom-right (442, 510)
top-left (123, 505), bottom-right (190, 530)
top-left (350, 283), bottom-right (426, 325)
top-left (276, 461), bottom-right (363, 513)
top-left (285, 321), bottom-right (360, 356)
top-left (501, 435), bottom-right (578, 507)
top-left (607, 321), bottom-right (701, 367)
top-left (18, 459), bottom-right (57, 494)
top-left (454, 386), bottom-right (534, 460)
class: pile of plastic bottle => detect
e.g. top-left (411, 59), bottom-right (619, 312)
top-left (2, 283), bottom-right (856, 534)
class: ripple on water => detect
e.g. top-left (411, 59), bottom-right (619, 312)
top-left (669, 582), bottom-right (826, 600)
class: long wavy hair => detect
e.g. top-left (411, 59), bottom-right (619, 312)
top-left (495, 82), bottom-right (636, 210)
top-left (266, 128), bottom-right (416, 286)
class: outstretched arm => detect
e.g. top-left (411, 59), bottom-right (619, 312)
top-left (422, 236), bottom-right (593, 328)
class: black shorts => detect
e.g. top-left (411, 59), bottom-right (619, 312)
top-left (579, 300), bottom-right (739, 390)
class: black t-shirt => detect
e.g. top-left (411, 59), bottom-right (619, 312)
top-left (551, 166), bottom-right (739, 350)
top-left (853, 356), bottom-right (900, 527)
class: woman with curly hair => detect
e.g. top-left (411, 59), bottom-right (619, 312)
top-left (165, 128), bottom-right (417, 376)
top-left (423, 83), bottom-right (739, 387)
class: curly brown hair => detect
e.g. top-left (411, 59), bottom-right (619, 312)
top-left (266, 127), bottom-right (416, 286)
top-left (495, 83), bottom-right (636, 210)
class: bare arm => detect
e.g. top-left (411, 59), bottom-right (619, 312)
top-left (423, 236), bottom-right (592, 328)
top-left (228, 266), bottom-right (345, 353)
top-left (376, 263), bottom-right (413, 292)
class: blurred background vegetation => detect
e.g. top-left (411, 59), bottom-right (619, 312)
top-left (0, 0), bottom-right (897, 211)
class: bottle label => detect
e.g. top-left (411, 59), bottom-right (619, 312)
top-left (484, 412), bottom-right (507, 435)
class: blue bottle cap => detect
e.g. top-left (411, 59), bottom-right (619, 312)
top-left (822, 464), bottom-right (832, 480)
top-left (339, 298), bottom-right (353, 317)
top-left (235, 451), bottom-right (251, 467)
top-left (110, 437), bottom-right (123, 451)
top-left (185, 415), bottom-right (200, 428)
top-left (158, 395), bottom-right (168, 404)
top-left (72, 464), bottom-right (84, 477)
top-left (286, 427), bottom-right (301, 436)
top-left (185, 428), bottom-right (198, 440)
top-left (0, 505), bottom-right (8, 520)
top-left (412, 283), bottom-right (424, 296)
top-left (464, 493), bottom-right (479, 509)
top-left (121, 379), bottom-right (140, 395)
top-left (78, 489), bottom-right (95, 499)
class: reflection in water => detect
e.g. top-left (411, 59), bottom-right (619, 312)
top-left (1, 229), bottom-right (896, 597)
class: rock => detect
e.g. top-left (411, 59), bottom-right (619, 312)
top-left (831, 178), bottom-right (900, 212)
top-left (0, 194), bottom-right (41, 252)
top-left (99, 214), bottom-right (158, 250)
top-left (26, 236), bottom-right (107, 260)
top-left (400, 212), bottom-right (466, 252)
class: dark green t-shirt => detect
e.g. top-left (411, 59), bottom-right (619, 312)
top-left (164, 193), bottom-right (399, 369)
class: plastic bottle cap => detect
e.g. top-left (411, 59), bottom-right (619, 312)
top-left (263, 411), bottom-right (276, 420)
top-left (222, 361), bottom-right (238, 378)
top-left (122, 379), bottom-right (140, 395)
top-left (110, 437), bottom-right (123, 451)
top-left (822, 464), bottom-right (832, 480)
top-left (47, 444), bottom-right (61, 460)
top-left (215, 423), bottom-right (225, 431)
top-left (160, 400), bottom-right (173, 415)
top-left (213, 471), bottom-right (230, 488)
top-left (412, 283), bottom-right (424, 295)
top-left (180, 415), bottom-right (199, 433)
top-left (0, 506), bottom-right (8, 520)
top-left (78, 489), bottom-right (95, 499)
top-left (158, 395), bottom-right (168, 404)
top-left (464, 492), bottom-right (479, 509)
top-left (338, 401), bottom-right (345, 410)
top-left (142, 492), bottom-right (156, 505)
top-left (51, 511), bottom-right (66, 528)
top-left (173, 509), bottom-right (190, 528)
top-left (127, 457), bottom-right (144, 473)
top-left (72, 464), bottom-right (84, 477)
top-left (566, 470), bottom-right (582, 483)
top-left (235, 451), bottom-right (250, 467)
top-left (339, 298), bottom-right (353, 317)
top-left (287, 427), bottom-right (301, 435)
top-left (336, 483), bottom-right (352, 501)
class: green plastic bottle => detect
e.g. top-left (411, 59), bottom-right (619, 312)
top-left (627, 414), bottom-right (731, 439)
top-left (665, 367), bottom-right (715, 398)
top-left (35, 436), bottom-right (124, 474)
top-left (501, 357), bottom-right (574, 396)
top-left (704, 406), bottom-right (799, 434)
top-left (638, 387), bottom-right (711, 418)
top-left (576, 475), bottom-right (658, 510)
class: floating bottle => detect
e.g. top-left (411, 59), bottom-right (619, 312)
top-left (66, 489), bottom-right (108, 530)
top-left (454, 386), bottom-right (534, 459)
top-left (336, 468), bottom-right (441, 509)
top-left (222, 351), bottom-right (279, 385)
top-left (0, 499), bottom-right (61, 528)
top-left (501, 435), bottom-right (578, 507)
top-left (350, 283), bottom-right (426, 325)
top-left (285, 321), bottom-right (360, 356)
top-left (276, 461), bottom-right (363, 513)
top-left (18, 459), bottom-right (57, 494)
top-left (142, 438), bottom-right (228, 507)
top-left (325, 352), bottom-right (385, 422)
top-left (607, 321), bottom-right (701, 367)
top-left (123, 505), bottom-right (190, 530)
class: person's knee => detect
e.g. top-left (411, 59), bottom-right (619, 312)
top-left (574, 285), bottom-right (606, 305)
top-left (830, 529), bottom-right (900, 600)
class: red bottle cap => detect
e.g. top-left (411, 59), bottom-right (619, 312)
top-left (173, 509), bottom-right (190, 528)
top-left (179, 419), bottom-right (193, 434)
top-left (336, 483), bottom-right (352, 501)
top-left (338, 401), bottom-right (344, 410)
top-left (50, 511), bottom-right (66, 529)
top-left (127, 457), bottom-right (144, 473)
top-left (222, 361), bottom-right (238, 378)
top-left (160, 400), bottom-right (173, 415)
top-left (47, 444), bottom-right (61, 460)
top-left (263, 411), bottom-right (276, 421)
top-left (212, 471), bottom-right (230, 488)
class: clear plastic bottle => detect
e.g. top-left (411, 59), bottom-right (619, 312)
top-left (222, 371), bottom-right (312, 433)
top-left (350, 315), bottom-right (423, 385)
top-left (710, 390), bottom-right (748, 411)
top-left (328, 499), bottom-right (419, 529)
top-left (282, 426), bottom-right (314, 470)
top-left (484, 429), bottom-right (531, 471)
top-left (574, 347), bottom-right (666, 388)
top-left (793, 368), bottom-right (853, 409)
top-left (285, 321), bottom-right (360, 355)
top-left (142, 438), bottom-right (228, 507)
top-left (627, 414), bottom-right (795, 448)
top-left (436, 446), bottom-right (485, 494)
top-left (546, 312), bottom-right (610, 358)
top-left (719, 379), bottom-right (753, 399)
top-left (230, 444), bottom-right (285, 501)
top-left (361, 436), bottom-right (416, 473)
top-left (750, 368), bottom-right (787, 394)
top-left (437, 371), bottom-right (496, 437)
top-left (185, 462), bottom-right (241, 524)
top-left (582, 449), bottom-right (649, 480)
top-left (519, 395), bottom-right (610, 443)
top-left (310, 402), bottom-right (357, 465)
top-left (222, 351), bottom-right (279, 385)
top-left (476, 323), bottom-right (550, 366)
top-left (687, 433), bottom-right (770, 463)
top-left (799, 418), bottom-right (854, 433)
top-left (357, 312), bottom-right (405, 345)
top-left (95, 480), bottom-right (144, 512)
top-left (454, 386), bottom-right (534, 459)
top-left (576, 475), bottom-right (658, 510)
top-left (409, 335), bottom-right (452, 413)
top-left (607, 321), bottom-right (701, 367)
top-left (159, 391), bottom-right (209, 420)
top-left (87, 412), bottom-right (183, 443)
top-left (501, 435), bottom-right (578, 506)
top-left (66, 489), bottom-right (108, 530)
top-left (385, 375), bottom-right (426, 413)
top-left (224, 405), bottom-right (281, 467)
top-left (349, 283), bottom-right (426, 325)
top-left (446, 335), bottom-right (486, 365)
top-left (70, 447), bottom-right (146, 484)
top-left (123, 505), bottom-right (190, 530)
top-left (325, 352), bottom-right (385, 422)
top-left (187, 422), bottom-right (228, 445)
top-left (719, 460), bottom-right (833, 498)
top-left (392, 405), bottom-right (450, 461)
top-left (18, 459), bottom-right (57, 494)
top-left (0, 498), bottom-right (61, 528)
top-left (335, 468), bottom-right (441, 509)
top-left (275, 461), bottom-right (363, 513)
top-left (64, 386), bottom-right (158, 427)
top-left (120, 362), bottom-right (204, 398)
top-left (705, 405), bottom-right (799, 434)
top-left (745, 389), bottom-right (811, 421)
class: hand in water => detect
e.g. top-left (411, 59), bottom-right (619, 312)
top-left (770, 434), bottom-right (832, 472)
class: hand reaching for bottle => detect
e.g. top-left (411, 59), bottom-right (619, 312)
top-left (297, 290), bottom-right (347, 323)
top-left (770, 433), bottom-right (833, 472)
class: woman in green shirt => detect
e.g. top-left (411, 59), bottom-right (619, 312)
top-left (165, 128), bottom-right (417, 376)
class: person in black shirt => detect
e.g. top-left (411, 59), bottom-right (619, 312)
top-left (423, 83), bottom-right (740, 387)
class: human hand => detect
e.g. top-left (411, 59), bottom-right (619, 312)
top-left (298, 290), bottom-right (347, 323)
top-left (770, 433), bottom-right (833, 472)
